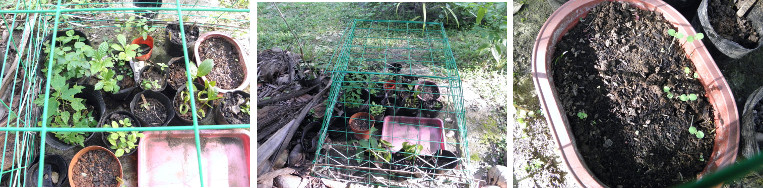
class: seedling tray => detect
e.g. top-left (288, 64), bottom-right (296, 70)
top-left (137, 129), bottom-right (250, 187)
top-left (381, 116), bottom-right (445, 155)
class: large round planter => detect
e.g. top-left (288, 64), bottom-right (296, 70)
top-left (193, 32), bottom-right (249, 93)
top-left (692, 0), bottom-right (762, 60)
top-left (68, 146), bottom-right (123, 187)
top-left (531, 0), bottom-right (739, 187)
top-left (98, 111), bottom-right (143, 156)
top-left (348, 112), bottom-right (374, 140)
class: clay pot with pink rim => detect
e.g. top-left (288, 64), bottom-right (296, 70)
top-left (193, 32), bottom-right (249, 93)
top-left (532, 0), bottom-right (738, 187)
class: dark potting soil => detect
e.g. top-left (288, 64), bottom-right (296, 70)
top-left (137, 44), bottom-right (151, 56)
top-left (116, 64), bottom-right (135, 88)
top-left (134, 97), bottom-right (167, 126)
top-left (199, 37), bottom-right (244, 90)
top-left (419, 86), bottom-right (438, 101)
top-left (103, 113), bottom-right (129, 127)
top-left (708, 0), bottom-right (759, 48)
top-left (167, 24), bottom-right (199, 45)
top-left (71, 149), bottom-right (120, 187)
top-left (551, 2), bottom-right (715, 187)
top-left (350, 117), bottom-right (370, 132)
top-left (167, 59), bottom-right (187, 90)
top-left (140, 67), bottom-right (165, 91)
top-left (221, 92), bottom-right (250, 124)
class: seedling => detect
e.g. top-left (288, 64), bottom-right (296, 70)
top-left (577, 111), bottom-right (588, 119)
top-left (105, 118), bottom-right (145, 157)
top-left (157, 62), bottom-right (168, 71)
top-left (664, 86), bottom-right (674, 98)
top-left (141, 80), bottom-right (161, 90)
top-left (110, 34), bottom-right (140, 62)
top-left (400, 142), bottom-right (424, 162)
top-left (90, 41), bottom-right (124, 93)
top-left (688, 117), bottom-right (705, 139)
top-left (352, 128), bottom-right (392, 163)
top-left (699, 154), bottom-right (705, 162)
top-left (240, 101), bottom-right (250, 115)
top-left (370, 102), bottom-right (385, 117)
top-left (33, 75), bottom-right (96, 146)
top-left (679, 94), bottom-right (698, 102)
top-left (177, 59), bottom-right (221, 118)
top-left (136, 18), bottom-right (156, 40)
top-left (667, 29), bottom-right (705, 46)
top-left (140, 94), bottom-right (150, 110)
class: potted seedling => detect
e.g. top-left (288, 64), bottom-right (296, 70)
top-left (414, 80), bottom-right (440, 102)
top-left (369, 102), bottom-right (386, 127)
top-left (107, 34), bottom-right (140, 100)
top-left (26, 154), bottom-right (68, 187)
top-left (138, 64), bottom-right (168, 92)
top-left (34, 78), bottom-right (104, 150)
top-left (341, 73), bottom-right (370, 114)
top-left (214, 91), bottom-right (250, 125)
top-left (68, 146), bottom-right (123, 187)
top-left (165, 57), bottom-right (193, 94)
top-left (165, 23), bottom-right (200, 57)
top-left (173, 59), bottom-right (220, 125)
top-left (397, 95), bottom-right (422, 117)
top-left (39, 30), bottom-right (91, 80)
top-left (532, 1), bottom-right (738, 187)
top-left (352, 135), bottom-right (393, 169)
top-left (349, 112), bottom-right (374, 140)
top-left (130, 90), bottom-right (174, 127)
top-left (193, 32), bottom-right (249, 92)
top-left (391, 142), bottom-right (426, 178)
top-left (421, 100), bottom-right (443, 118)
top-left (98, 111), bottom-right (144, 157)
top-left (131, 17), bottom-right (156, 61)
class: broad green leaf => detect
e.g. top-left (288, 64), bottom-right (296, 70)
top-left (109, 138), bottom-right (117, 146)
top-left (60, 86), bottom-right (82, 101)
top-left (60, 111), bottom-right (70, 124)
top-left (112, 121), bottom-right (119, 128)
top-left (688, 94), bottom-right (698, 101)
top-left (111, 44), bottom-right (123, 51)
top-left (66, 30), bottom-right (74, 37)
top-left (111, 133), bottom-right (119, 140)
top-left (115, 149), bottom-right (124, 157)
top-left (74, 42), bottom-right (85, 49)
top-left (198, 59), bottom-right (214, 77)
top-left (69, 98), bottom-right (86, 111)
top-left (94, 82), bottom-right (104, 90)
top-left (51, 75), bottom-right (67, 91)
top-left (695, 33), bottom-right (705, 40)
top-left (476, 7), bottom-right (487, 25)
top-left (118, 34), bottom-right (127, 45)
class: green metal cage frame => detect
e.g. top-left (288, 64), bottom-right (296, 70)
top-left (310, 19), bottom-right (473, 187)
top-left (0, 0), bottom-right (250, 186)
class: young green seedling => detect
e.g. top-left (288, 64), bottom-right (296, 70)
top-left (577, 111), bottom-right (588, 119)
top-left (664, 86), bottom-right (674, 98)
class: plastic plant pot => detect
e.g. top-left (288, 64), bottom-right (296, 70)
top-left (531, 0), bottom-right (739, 187)
top-left (193, 32), bottom-right (249, 93)
top-left (138, 65), bottom-right (168, 92)
top-left (173, 83), bottom-right (216, 125)
top-left (137, 129), bottom-right (250, 186)
top-left (165, 23), bottom-right (200, 57)
top-left (132, 35), bottom-right (154, 61)
top-left (130, 90), bottom-right (175, 127)
top-left (213, 90), bottom-right (250, 125)
top-left (348, 112), bottom-right (374, 140)
top-left (414, 80), bottom-right (440, 102)
top-left (384, 80), bottom-right (396, 90)
top-left (433, 149), bottom-right (459, 174)
top-left (98, 111), bottom-right (143, 156)
top-left (68, 146), bottom-right (123, 187)
top-left (692, 0), bottom-right (762, 60)
top-left (26, 154), bottom-right (68, 187)
top-left (381, 116), bottom-right (445, 155)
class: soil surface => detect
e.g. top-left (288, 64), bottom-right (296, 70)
top-left (133, 97), bottom-right (167, 126)
top-left (350, 115), bottom-right (370, 132)
top-left (137, 44), bottom-right (151, 57)
top-left (167, 24), bottom-right (199, 47)
top-left (71, 149), bottom-right (120, 187)
top-left (140, 66), bottom-right (165, 91)
top-left (708, 0), bottom-right (759, 48)
top-left (167, 58), bottom-right (188, 91)
top-left (551, 2), bottom-right (715, 187)
top-left (199, 37), bottom-right (244, 90)
top-left (115, 63), bottom-right (135, 89)
top-left (220, 92), bottom-right (250, 124)
top-left (419, 85), bottom-right (439, 101)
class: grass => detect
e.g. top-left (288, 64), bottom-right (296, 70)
top-left (257, 2), bottom-right (501, 72)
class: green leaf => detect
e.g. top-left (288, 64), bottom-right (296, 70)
top-left (689, 126), bottom-right (697, 134)
top-left (118, 34), bottom-right (127, 46)
top-left (696, 131), bottom-right (705, 139)
top-left (115, 149), bottom-right (124, 157)
top-left (60, 111), bottom-right (70, 124)
top-left (684, 67), bottom-right (691, 74)
top-left (679, 94), bottom-right (688, 101)
top-left (110, 133), bottom-right (119, 140)
top-left (687, 36), bottom-right (694, 43)
top-left (109, 137), bottom-right (117, 146)
top-left (695, 33), bottom-right (704, 40)
top-left (663, 86), bottom-right (671, 92)
top-left (51, 75), bottom-right (67, 92)
top-left (69, 98), bottom-right (86, 111)
top-left (94, 82), bottom-right (104, 90)
top-left (694, 73), bottom-right (699, 79)
top-left (688, 94), bottom-right (698, 101)
top-left (66, 30), bottom-right (74, 37)
top-left (476, 6), bottom-right (487, 26)
top-left (667, 29), bottom-right (676, 36)
top-left (112, 121), bottom-right (119, 128)
top-left (111, 44), bottom-right (123, 51)
top-left (60, 86), bottom-right (82, 101)
top-left (667, 93), bottom-right (674, 98)
top-left (197, 59), bottom-right (214, 77)
top-left (74, 42), bottom-right (85, 49)
top-left (676, 33), bottom-right (684, 39)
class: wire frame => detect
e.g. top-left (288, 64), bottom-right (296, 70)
top-left (0, 0), bottom-right (250, 186)
top-left (311, 19), bottom-right (471, 187)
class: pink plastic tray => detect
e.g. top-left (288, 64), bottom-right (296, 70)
top-left (137, 129), bottom-right (250, 187)
top-left (381, 116), bottom-right (445, 155)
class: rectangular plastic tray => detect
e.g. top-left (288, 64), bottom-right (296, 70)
top-left (137, 129), bottom-right (250, 187)
top-left (381, 116), bottom-right (445, 155)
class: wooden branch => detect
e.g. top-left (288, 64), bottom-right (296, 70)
top-left (258, 82), bottom-right (331, 165)
top-left (0, 13), bottom-right (36, 102)
top-left (271, 83), bottom-right (330, 162)
top-left (314, 163), bottom-right (469, 180)
top-left (257, 84), bottom-right (318, 108)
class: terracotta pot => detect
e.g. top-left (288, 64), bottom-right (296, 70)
top-left (131, 35), bottom-right (154, 61)
top-left (531, 0), bottom-right (739, 187)
top-left (193, 32), bottom-right (249, 93)
top-left (348, 112), bottom-right (374, 140)
top-left (68, 146), bottom-right (123, 187)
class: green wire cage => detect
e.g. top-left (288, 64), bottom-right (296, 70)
top-left (311, 19), bottom-right (472, 187)
top-left (0, 0), bottom-right (250, 186)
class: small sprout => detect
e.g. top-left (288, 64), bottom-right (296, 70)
top-left (694, 73), bottom-right (699, 79)
top-left (577, 112), bottom-right (588, 119)
top-left (699, 154), bottom-right (704, 161)
top-left (663, 86), bottom-right (671, 93)
top-left (689, 126), bottom-right (697, 134)
top-left (688, 94), bottom-right (698, 101)
top-left (667, 93), bottom-right (674, 98)
top-left (684, 67), bottom-right (692, 74)
top-left (676, 32), bottom-right (684, 39)
top-left (668, 29), bottom-right (676, 36)
top-left (696, 131), bottom-right (705, 139)
top-left (679, 94), bottom-right (689, 101)
top-left (687, 35), bottom-right (695, 43)
top-left (695, 33), bottom-right (704, 40)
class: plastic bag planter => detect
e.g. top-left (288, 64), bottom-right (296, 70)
top-left (311, 19), bottom-right (471, 187)
top-left (532, 0), bottom-right (738, 187)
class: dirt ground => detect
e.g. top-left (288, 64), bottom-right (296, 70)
top-left (513, 0), bottom-right (763, 187)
